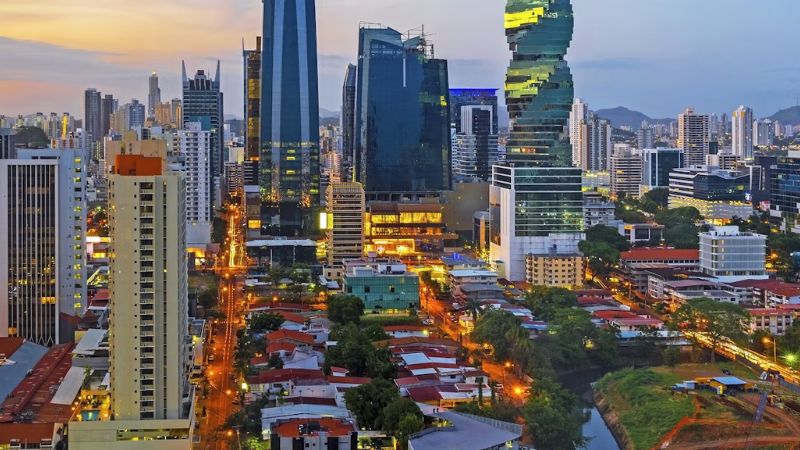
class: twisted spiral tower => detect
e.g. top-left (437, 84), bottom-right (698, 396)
top-left (504, 0), bottom-right (575, 167)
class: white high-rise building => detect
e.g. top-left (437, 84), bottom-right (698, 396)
top-left (677, 107), bottom-right (710, 167)
top-left (610, 145), bottom-right (643, 198)
top-left (0, 148), bottom-right (87, 346)
top-left (570, 98), bottom-right (588, 166)
top-left (178, 122), bottom-right (212, 246)
top-left (731, 106), bottom-right (753, 159)
top-left (70, 154), bottom-right (193, 449)
top-left (107, 154), bottom-right (190, 420)
top-left (700, 226), bottom-right (767, 283)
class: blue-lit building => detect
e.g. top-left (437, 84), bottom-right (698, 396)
top-left (342, 258), bottom-right (420, 313)
top-left (182, 61), bottom-right (223, 210)
top-left (260, 0), bottom-right (321, 236)
top-left (354, 26), bottom-right (451, 196)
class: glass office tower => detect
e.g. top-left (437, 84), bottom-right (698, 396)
top-left (505, 0), bottom-right (575, 166)
top-left (354, 26), bottom-right (451, 196)
top-left (261, 0), bottom-right (320, 236)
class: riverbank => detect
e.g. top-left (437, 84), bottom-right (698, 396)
top-left (592, 363), bottom-right (800, 450)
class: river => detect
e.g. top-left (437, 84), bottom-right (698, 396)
top-left (560, 369), bottom-right (621, 450)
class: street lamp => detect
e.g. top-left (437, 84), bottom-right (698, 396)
top-left (763, 337), bottom-right (778, 364)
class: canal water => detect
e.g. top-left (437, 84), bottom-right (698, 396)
top-left (560, 369), bottom-right (620, 450)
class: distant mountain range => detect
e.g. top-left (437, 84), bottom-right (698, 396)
top-left (769, 106), bottom-right (800, 126)
top-left (594, 107), bottom-right (672, 130)
top-left (595, 105), bottom-right (800, 130)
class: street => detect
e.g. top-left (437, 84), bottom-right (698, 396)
top-left (195, 204), bottom-right (247, 449)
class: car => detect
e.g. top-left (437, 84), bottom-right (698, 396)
top-left (208, 355), bottom-right (215, 362)
top-left (422, 318), bottom-right (434, 325)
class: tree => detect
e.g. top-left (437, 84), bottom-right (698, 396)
top-left (471, 310), bottom-right (527, 363)
top-left (585, 225), bottom-right (631, 252)
top-left (522, 377), bottom-right (585, 450)
top-left (655, 207), bottom-right (701, 226)
top-left (197, 289), bottom-right (216, 310)
top-left (525, 287), bottom-right (578, 322)
top-left (663, 222), bottom-right (700, 249)
top-left (211, 217), bottom-right (227, 244)
top-left (769, 233), bottom-right (800, 280)
top-left (381, 398), bottom-right (423, 434)
top-left (672, 298), bottom-right (750, 363)
top-left (579, 240), bottom-right (619, 281)
top-left (395, 414), bottom-right (424, 449)
top-left (327, 295), bottom-right (365, 325)
top-left (641, 188), bottom-right (669, 210)
top-left (344, 378), bottom-right (400, 430)
top-left (249, 313), bottom-right (284, 332)
top-left (325, 325), bottom-right (395, 378)
top-left (330, 323), bottom-right (388, 342)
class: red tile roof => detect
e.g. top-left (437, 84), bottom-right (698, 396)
top-left (592, 310), bottom-right (639, 320)
top-left (747, 308), bottom-right (793, 317)
top-left (272, 418), bottom-right (354, 438)
top-left (0, 343), bottom-right (74, 422)
top-left (383, 325), bottom-right (427, 332)
top-left (266, 329), bottom-right (314, 345)
top-left (326, 376), bottom-right (371, 385)
top-left (609, 318), bottom-right (663, 327)
top-left (266, 341), bottom-right (297, 354)
top-left (621, 248), bottom-right (699, 262)
top-left (274, 310), bottom-right (307, 324)
top-left (407, 386), bottom-right (443, 403)
top-left (247, 369), bottom-right (325, 385)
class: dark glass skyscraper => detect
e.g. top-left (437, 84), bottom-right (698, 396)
top-left (244, 37), bottom-right (262, 188)
top-left (84, 88), bottom-right (102, 148)
top-left (505, 0), bottom-right (575, 166)
top-left (354, 26), bottom-right (451, 195)
top-left (260, 0), bottom-right (320, 236)
top-left (100, 94), bottom-right (117, 138)
top-left (340, 64), bottom-right (357, 182)
top-left (182, 61), bottom-right (224, 204)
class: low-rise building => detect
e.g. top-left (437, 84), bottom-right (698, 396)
top-left (342, 258), bottom-right (420, 313)
top-left (621, 248), bottom-right (700, 271)
top-left (747, 307), bottom-right (797, 336)
top-left (269, 418), bottom-right (358, 450)
top-left (668, 166), bottom-right (752, 222)
top-left (246, 239), bottom-right (318, 268)
top-left (524, 253), bottom-right (584, 288)
top-left (583, 191), bottom-right (617, 228)
top-left (699, 226), bottom-right (767, 283)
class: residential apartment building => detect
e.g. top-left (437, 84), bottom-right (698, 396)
top-left (699, 226), bottom-right (767, 283)
top-left (677, 108), bottom-right (710, 167)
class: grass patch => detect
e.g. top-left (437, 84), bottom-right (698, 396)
top-left (360, 314), bottom-right (422, 327)
top-left (597, 367), bottom-right (694, 450)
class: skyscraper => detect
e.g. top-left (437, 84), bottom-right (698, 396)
top-left (84, 88), bottom-right (102, 148)
top-left (354, 26), bottom-right (451, 196)
top-left (0, 148), bottom-right (88, 346)
top-left (754, 119), bottom-right (775, 147)
top-left (128, 99), bottom-right (146, 130)
top-left (182, 61), bottom-right (224, 206)
top-left (580, 114), bottom-right (612, 171)
top-left (677, 107), bottom-right (710, 166)
top-left (610, 145), bottom-right (643, 198)
top-left (148, 72), bottom-right (161, 118)
top-left (106, 154), bottom-right (189, 421)
top-left (641, 148), bottom-right (683, 190)
top-left (100, 94), bottom-right (117, 137)
top-left (178, 122), bottom-right (212, 246)
top-left (0, 128), bottom-right (15, 159)
top-left (453, 105), bottom-right (499, 182)
top-left (732, 105), bottom-right (754, 159)
top-left (570, 98), bottom-right (588, 166)
top-left (243, 37), bottom-right (262, 164)
top-left (490, 0), bottom-right (584, 282)
top-left (636, 127), bottom-right (654, 149)
top-left (340, 64), bottom-right (357, 182)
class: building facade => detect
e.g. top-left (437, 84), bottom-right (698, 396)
top-left (770, 151), bottom-right (800, 226)
top-left (525, 253), bottom-right (584, 287)
top-left (641, 148), bottom-right (682, 190)
top-left (182, 62), bottom-right (223, 211)
top-left (570, 98), bottom-right (588, 166)
top-left (177, 122), bottom-right (212, 246)
top-left (340, 64), bottom-right (357, 182)
top-left (342, 259), bottom-right (420, 312)
top-left (677, 107), bottom-right (710, 167)
top-left (610, 145), bottom-right (643, 198)
top-left (580, 114), bottom-right (612, 172)
top-left (260, 0), bottom-right (320, 236)
top-left (354, 26), bottom-right (451, 196)
top-left (325, 182), bottom-right (365, 269)
top-left (453, 105), bottom-right (499, 182)
top-left (84, 88), bottom-right (102, 151)
top-left (0, 148), bottom-right (88, 346)
top-left (107, 155), bottom-right (190, 421)
top-left (669, 166), bottom-right (752, 220)
top-left (148, 72), bottom-right (161, 119)
top-left (699, 226), bottom-right (767, 283)
top-left (731, 105), bottom-right (753, 159)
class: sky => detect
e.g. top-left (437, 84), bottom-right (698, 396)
top-left (1, 0), bottom-right (799, 119)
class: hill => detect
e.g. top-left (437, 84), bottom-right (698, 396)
top-left (15, 126), bottom-right (49, 149)
top-left (769, 106), bottom-right (800, 126)
top-left (595, 107), bottom-right (672, 130)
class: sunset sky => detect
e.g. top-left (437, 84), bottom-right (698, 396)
top-left (1, 0), bottom-right (798, 118)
